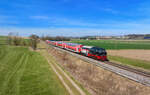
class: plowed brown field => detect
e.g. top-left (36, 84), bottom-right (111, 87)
top-left (107, 50), bottom-right (150, 62)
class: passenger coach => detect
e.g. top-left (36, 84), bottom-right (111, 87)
top-left (46, 40), bottom-right (108, 61)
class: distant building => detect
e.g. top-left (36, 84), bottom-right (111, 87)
top-left (96, 36), bottom-right (112, 39)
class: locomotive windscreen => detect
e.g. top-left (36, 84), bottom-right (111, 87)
top-left (90, 47), bottom-right (107, 55)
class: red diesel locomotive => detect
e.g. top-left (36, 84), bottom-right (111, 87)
top-left (46, 40), bottom-right (108, 61)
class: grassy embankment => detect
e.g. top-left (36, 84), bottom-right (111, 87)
top-left (38, 42), bottom-right (90, 95)
top-left (0, 45), bottom-right (69, 95)
top-left (71, 40), bottom-right (150, 70)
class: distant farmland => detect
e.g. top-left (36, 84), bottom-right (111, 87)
top-left (71, 40), bottom-right (150, 49)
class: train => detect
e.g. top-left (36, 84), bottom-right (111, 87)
top-left (46, 40), bottom-right (108, 61)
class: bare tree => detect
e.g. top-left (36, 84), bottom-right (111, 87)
top-left (8, 32), bottom-right (13, 45)
top-left (30, 34), bottom-right (39, 50)
top-left (13, 36), bottom-right (22, 46)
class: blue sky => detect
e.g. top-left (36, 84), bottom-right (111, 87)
top-left (0, 0), bottom-right (150, 37)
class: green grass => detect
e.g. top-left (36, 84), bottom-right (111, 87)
top-left (23, 38), bottom-right (31, 43)
top-left (0, 36), bottom-right (7, 39)
top-left (108, 55), bottom-right (150, 70)
top-left (71, 40), bottom-right (150, 49)
top-left (0, 46), bottom-right (69, 95)
top-left (0, 36), bottom-right (8, 45)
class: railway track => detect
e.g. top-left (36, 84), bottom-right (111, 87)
top-left (45, 42), bottom-right (150, 87)
top-left (105, 61), bottom-right (150, 78)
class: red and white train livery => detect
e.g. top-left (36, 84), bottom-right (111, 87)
top-left (46, 40), bottom-right (107, 61)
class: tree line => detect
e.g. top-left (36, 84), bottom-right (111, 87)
top-left (8, 33), bottom-right (39, 50)
top-left (41, 36), bottom-right (71, 41)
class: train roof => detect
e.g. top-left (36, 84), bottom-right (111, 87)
top-left (57, 41), bottom-right (63, 44)
top-left (82, 46), bottom-right (105, 50)
top-left (48, 40), bottom-right (56, 42)
top-left (48, 40), bottom-right (82, 46)
top-left (65, 42), bottom-right (82, 46)
top-left (82, 46), bottom-right (93, 49)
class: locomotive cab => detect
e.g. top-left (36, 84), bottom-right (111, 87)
top-left (89, 47), bottom-right (107, 56)
top-left (89, 47), bottom-right (107, 61)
